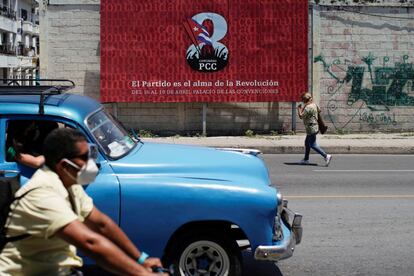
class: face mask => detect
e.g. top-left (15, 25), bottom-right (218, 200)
top-left (63, 158), bottom-right (99, 185)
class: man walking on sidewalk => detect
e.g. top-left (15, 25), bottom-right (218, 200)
top-left (297, 93), bottom-right (332, 166)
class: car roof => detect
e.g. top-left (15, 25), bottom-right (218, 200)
top-left (0, 93), bottom-right (102, 123)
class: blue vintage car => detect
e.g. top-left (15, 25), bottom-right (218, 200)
top-left (0, 81), bottom-right (302, 275)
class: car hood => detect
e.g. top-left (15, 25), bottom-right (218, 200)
top-left (109, 142), bottom-right (271, 188)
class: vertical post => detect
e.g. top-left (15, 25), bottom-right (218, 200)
top-left (112, 102), bottom-right (118, 118)
top-left (202, 103), bottom-right (207, 136)
top-left (292, 102), bottom-right (296, 133)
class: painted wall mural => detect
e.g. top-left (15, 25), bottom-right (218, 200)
top-left (314, 53), bottom-right (414, 131)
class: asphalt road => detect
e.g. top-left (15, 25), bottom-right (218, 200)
top-left (243, 154), bottom-right (414, 276)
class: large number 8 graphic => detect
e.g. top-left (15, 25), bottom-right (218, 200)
top-left (186, 12), bottom-right (229, 72)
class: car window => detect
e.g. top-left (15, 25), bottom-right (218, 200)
top-left (4, 119), bottom-right (65, 179)
top-left (86, 110), bottom-right (136, 159)
top-left (5, 120), bottom-right (60, 162)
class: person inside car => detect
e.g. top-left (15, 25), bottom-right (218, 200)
top-left (6, 120), bottom-right (45, 169)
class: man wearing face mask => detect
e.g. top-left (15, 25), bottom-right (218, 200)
top-left (0, 128), bottom-right (166, 276)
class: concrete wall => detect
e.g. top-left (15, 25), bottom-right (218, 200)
top-left (313, 0), bottom-right (414, 133)
top-left (40, 0), bottom-right (414, 135)
top-left (115, 102), bottom-right (292, 136)
top-left (39, 0), bottom-right (100, 100)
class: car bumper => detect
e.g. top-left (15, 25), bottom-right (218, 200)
top-left (254, 207), bottom-right (303, 261)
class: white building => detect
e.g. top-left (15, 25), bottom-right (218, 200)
top-left (0, 0), bottom-right (39, 85)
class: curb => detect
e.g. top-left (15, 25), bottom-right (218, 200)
top-left (142, 136), bottom-right (414, 155)
top-left (143, 141), bottom-right (414, 154)
top-left (250, 146), bottom-right (414, 154)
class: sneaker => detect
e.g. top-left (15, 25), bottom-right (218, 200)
top-left (325, 154), bottom-right (332, 167)
top-left (298, 159), bottom-right (309, 165)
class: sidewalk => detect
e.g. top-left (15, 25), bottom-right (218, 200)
top-left (142, 133), bottom-right (414, 154)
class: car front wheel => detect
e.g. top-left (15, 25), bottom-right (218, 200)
top-left (167, 231), bottom-right (242, 276)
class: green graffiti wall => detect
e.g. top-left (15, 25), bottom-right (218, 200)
top-left (315, 53), bottom-right (414, 131)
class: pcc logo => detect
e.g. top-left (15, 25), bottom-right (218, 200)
top-left (184, 12), bottom-right (229, 72)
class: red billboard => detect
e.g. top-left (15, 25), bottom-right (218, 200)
top-left (100, 0), bottom-right (308, 102)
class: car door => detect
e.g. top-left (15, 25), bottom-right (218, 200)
top-left (0, 118), bottom-right (18, 172)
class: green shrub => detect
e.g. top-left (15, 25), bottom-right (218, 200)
top-left (245, 129), bottom-right (255, 137)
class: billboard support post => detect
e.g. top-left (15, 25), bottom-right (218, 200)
top-left (202, 103), bottom-right (207, 136)
top-left (112, 102), bottom-right (118, 118)
top-left (292, 102), bottom-right (297, 133)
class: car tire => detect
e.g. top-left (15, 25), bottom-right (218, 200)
top-left (167, 230), bottom-right (242, 276)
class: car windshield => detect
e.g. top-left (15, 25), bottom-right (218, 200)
top-left (86, 110), bottom-right (137, 159)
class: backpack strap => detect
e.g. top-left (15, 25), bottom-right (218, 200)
top-left (13, 187), bottom-right (38, 200)
top-left (2, 185), bottom-right (77, 250)
top-left (2, 187), bottom-right (41, 244)
top-left (4, 233), bottom-right (30, 243)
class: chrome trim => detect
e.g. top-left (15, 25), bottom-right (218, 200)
top-left (276, 192), bottom-right (283, 205)
top-left (255, 209), bottom-right (303, 261)
top-left (292, 214), bottom-right (303, 244)
top-left (272, 215), bottom-right (283, 241)
top-left (216, 148), bottom-right (262, 156)
top-left (276, 192), bottom-right (283, 214)
top-left (0, 170), bottom-right (20, 174)
top-left (283, 207), bottom-right (303, 245)
top-left (83, 107), bottom-right (104, 130)
top-left (83, 107), bottom-right (110, 159)
top-left (255, 231), bottom-right (296, 261)
top-left (273, 192), bottom-right (284, 241)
